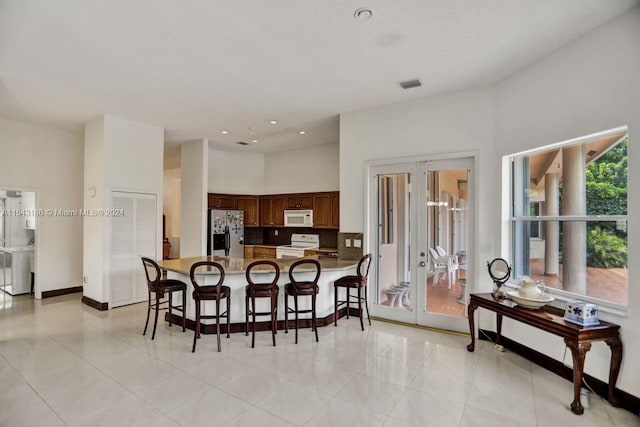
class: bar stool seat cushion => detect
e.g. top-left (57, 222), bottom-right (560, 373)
top-left (285, 282), bottom-right (319, 296)
top-left (156, 279), bottom-right (187, 293)
top-left (192, 285), bottom-right (231, 300)
top-left (334, 275), bottom-right (360, 288)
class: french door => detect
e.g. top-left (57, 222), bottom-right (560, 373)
top-left (368, 157), bottom-right (474, 332)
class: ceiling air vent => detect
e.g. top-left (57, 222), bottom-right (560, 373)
top-left (236, 141), bottom-right (250, 146)
top-left (399, 79), bottom-right (422, 90)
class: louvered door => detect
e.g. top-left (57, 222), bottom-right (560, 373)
top-left (109, 192), bottom-right (157, 308)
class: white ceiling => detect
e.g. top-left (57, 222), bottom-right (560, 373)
top-left (0, 0), bottom-right (637, 155)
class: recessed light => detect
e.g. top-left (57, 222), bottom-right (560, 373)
top-left (269, 120), bottom-right (278, 125)
top-left (354, 7), bottom-right (373, 20)
top-left (221, 130), bottom-right (229, 134)
top-left (299, 131), bottom-right (306, 135)
top-left (252, 139), bottom-right (258, 143)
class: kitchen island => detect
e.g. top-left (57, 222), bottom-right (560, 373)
top-left (158, 255), bottom-right (358, 334)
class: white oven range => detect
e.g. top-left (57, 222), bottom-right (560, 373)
top-left (276, 233), bottom-right (319, 259)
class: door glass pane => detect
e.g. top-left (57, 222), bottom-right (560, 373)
top-left (425, 169), bottom-right (468, 317)
top-left (375, 173), bottom-right (411, 310)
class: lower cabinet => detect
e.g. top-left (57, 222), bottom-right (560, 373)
top-left (253, 246), bottom-right (276, 259)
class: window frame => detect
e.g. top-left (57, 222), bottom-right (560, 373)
top-left (506, 126), bottom-right (629, 313)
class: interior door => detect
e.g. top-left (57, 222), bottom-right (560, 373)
top-left (416, 158), bottom-right (473, 332)
top-left (109, 191), bottom-right (157, 308)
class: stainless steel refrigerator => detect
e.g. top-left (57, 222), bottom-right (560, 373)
top-left (208, 209), bottom-right (244, 258)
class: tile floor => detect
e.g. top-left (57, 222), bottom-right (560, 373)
top-left (0, 293), bottom-right (638, 427)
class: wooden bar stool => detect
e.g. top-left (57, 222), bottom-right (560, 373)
top-left (245, 260), bottom-right (280, 348)
top-left (334, 254), bottom-right (372, 331)
top-left (284, 259), bottom-right (321, 344)
top-left (141, 257), bottom-right (186, 340)
top-left (189, 261), bottom-right (230, 353)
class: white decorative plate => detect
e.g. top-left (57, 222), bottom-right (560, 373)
top-left (506, 291), bottom-right (554, 309)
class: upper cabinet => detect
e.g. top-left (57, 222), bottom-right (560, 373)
top-left (209, 191), bottom-right (338, 229)
top-left (312, 192), bottom-right (339, 229)
top-left (208, 194), bottom-right (235, 210)
top-left (260, 195), bottom-right (286, 227)
top-left (235, 196), bottom-right (259, 227)
top-left (286, 194), bottom-right (313, 210)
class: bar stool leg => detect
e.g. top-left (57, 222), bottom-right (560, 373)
top-left (168, 292), bottom-right (173, 326)
top-left (182, 290), bottom-right (186, 332)
top-left (251, 296), bottom-right (257, 348)
top-left (152, 293), bottom-right (161, 340)
top-left (346, 288), bottom-right (350, 319)
top-left (192, 300), bottom-right (200, 353)
top-left (358, 286), bottom-right (364, 331)
top-left (245, 295), bottom-right (250, 336)
top-left (215, 299), bottom-right (222, 352)
top-left (312, 292), bottom-right (318, 342)
top-left (285, 293), bottom-right (289, 334)
top-left (364, 286), bottom-right (372, 326)
top-left (143, 291), bottom-right (151, 336)
top-left (334, 286), bottom-right (338, 327)
top-left (294, 295), bottom-right (299, 344)
top-left (271, 296), bottom-right (277, 346)
top-left (226, 295), bottom-right (231, 338)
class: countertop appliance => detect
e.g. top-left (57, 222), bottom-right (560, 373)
top-left (284, 209), bottom-right (313, 228)
top-left (276, 233), bottom-right (319, 259)
top-left (208, 209), bottom-right (244, 258)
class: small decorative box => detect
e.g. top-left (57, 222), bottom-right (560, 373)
top-left (564, 301), bottom-right (599, 326)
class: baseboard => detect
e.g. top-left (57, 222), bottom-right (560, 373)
top-left (479, 329), bottom-right (640, 416)
top-left (165, 306), bottom-right (363, 335)
top-left (81, 296), bottom-right (108, 311)
top-left (42, 286), bottom-right (83, 299)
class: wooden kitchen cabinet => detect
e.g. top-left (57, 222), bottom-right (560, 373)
top-left (244, 246), bottom-right (255, 259)
top-left (235, 196), bottom-right (259, 227)
top-left (208, 193), bottom-right (236, 210)
top-left (286, 194), bottom-right (313, 210)
top-left (312, 191), bottom-right (339, 229)
top-left (253, 246), bottom-right (276, 258)
top-left (260, 195), bottom-right (286, 227)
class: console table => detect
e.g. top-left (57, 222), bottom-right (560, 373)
top-left (467, 293), bottom-right (622, 415)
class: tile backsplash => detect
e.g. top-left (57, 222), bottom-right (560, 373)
top-left (338, 232), bottom-right (364, 260)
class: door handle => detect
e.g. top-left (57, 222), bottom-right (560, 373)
top-left (419, 261), bottom-right (426, 267)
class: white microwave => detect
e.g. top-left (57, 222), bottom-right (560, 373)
top-left (284, 210), bottom-right (313, 227)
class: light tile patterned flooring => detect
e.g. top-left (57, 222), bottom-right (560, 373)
top-left (0, 293), bottom-right (638, 426)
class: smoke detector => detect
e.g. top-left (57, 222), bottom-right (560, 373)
top-left (354, 8), bottom-right (373, 20)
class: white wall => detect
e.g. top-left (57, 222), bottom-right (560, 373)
top-left (494, 8), bottom-right (640, 397)
top-left (163, 168), bottom-right (181, 238)
top-left (83, 115), bottom-right (164, 303)
top-left (181, 140), bottom-right (208, 257)
top-left (205, 144), bottom-right (339, 195)
top-left (264, 143), bottom-right (339, 194)
top-left (208, 149), bottom-right (264, 194)
top-left (340, 6), bottom-right (640, 398)
top-left (0, 117), bottom-right (83, 295)
top-left (340, 86), bottom-right (497, 278)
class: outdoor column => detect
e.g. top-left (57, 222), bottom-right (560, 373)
top-left (544, 173), bottom-right (559, 276)
top-left (562, 144), bottom-right (587, 294)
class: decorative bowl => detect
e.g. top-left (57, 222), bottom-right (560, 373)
top-left (506, 290), bottom-right (554, 309)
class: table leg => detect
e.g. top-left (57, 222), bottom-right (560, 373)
top-left (605, 336), bottom-right (623, 407)
top-left (467, 301), bottom-right (478, 352)
top-left (496, 313), bottom-right (503, 347)
top-left (565, 339), bottom-right (591, 415)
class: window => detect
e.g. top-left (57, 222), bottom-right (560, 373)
top-left (529, 202), bottom-right (542, 239)
top-left (509, 128), bottom-right (628, 306)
